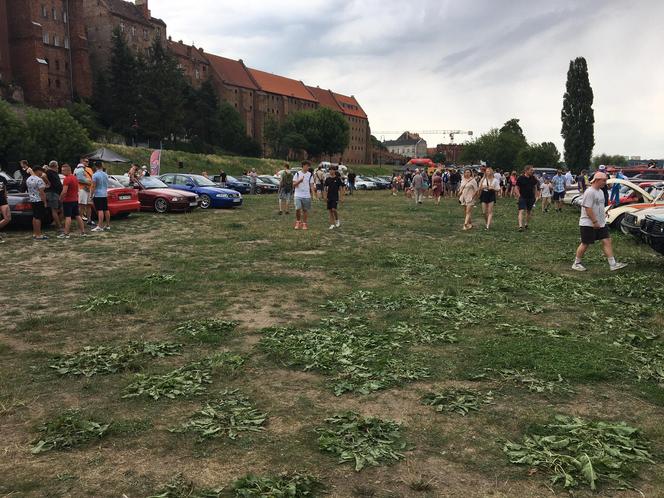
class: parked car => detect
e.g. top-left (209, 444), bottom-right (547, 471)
top-left (605, 179), bottom-right (664, 227)
top-left (159, 173), bottom-right (242, 209)
top-left (621, 205), bottom-right (664, 240)
top-left (6, 192), bottom-right (52, 227)
top-left (355, 176), bottom-right (378, 190)
top-left (102, 176), bottom-right (142, 218)
top-left (533, 167), bottom-right (558, 180)
top-left (132, 176), bottom-right (199, 213)
top-left (1, 171), bottom-right (22, 192)
top-left (259, 175), bottom-right (281, 188)
top-left (366, 176), bottom-right (390, 189)
top-left (212, 175), bottom-right (250, 194)
top-left (641, 213), bottom-right (664, 256)
top-left (236, 175), bottom-right (278, 194)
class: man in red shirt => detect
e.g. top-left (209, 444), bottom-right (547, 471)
top-left (58, 164), bottom-right (86, 238)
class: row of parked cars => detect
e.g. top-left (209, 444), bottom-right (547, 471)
top-left (562, 177), bottom-right (664, 256)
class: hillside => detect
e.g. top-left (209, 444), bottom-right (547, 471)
top-left (99, 143), bottom-right (394, 176)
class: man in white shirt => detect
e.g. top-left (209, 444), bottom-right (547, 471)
top-left (293, 161), bottom-right (315, 230)
top-left (572, 172), bottom-right (627, 272)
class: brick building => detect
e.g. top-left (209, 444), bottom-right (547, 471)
top-left (168, 39), bottom-right (209, 89)
top-left (0, 0), bottom-right (11, 84)
top-left (82, 0), bottom-right (166, 69)
top-left (2, 0), bottom-right (91, 107)
top-left (384, 132), bottom-right (427, 158)
top-left (434, 143), bottom-right (465, 164)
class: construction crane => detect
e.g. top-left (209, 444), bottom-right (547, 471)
top-left (375, 130), bottom-right (474, 142)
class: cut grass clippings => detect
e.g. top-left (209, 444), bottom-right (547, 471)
top-left (170, 389), bottom-right (267, 441)
top-left (174, 319), bottom-right (238, 343)
top-left (316, 411), bottom-right (407, 471)
top-left (31, 410), bottom-right (110, 454)
top-left (422, 387), bottom-right (494, 415)
top-left (50, 342), bottom-right (182, 377)
top-left (147, 474), bottom-right (223, 498)
top-left (472, 368), bottom-right (575, 394)
top-left (74, 293), bottom-right (134, 312)
top-left (232, 472), bottom-right (325, 497)
top-left (504, 415), bottom-right (654, 491)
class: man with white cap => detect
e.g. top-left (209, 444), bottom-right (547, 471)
top-left (572, 171), bottom-right (626, 272)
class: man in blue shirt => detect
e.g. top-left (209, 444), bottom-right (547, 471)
top-left (551, 169), bottom-right (566, 212)
top-left (91, 163), bottom-right (111, 232)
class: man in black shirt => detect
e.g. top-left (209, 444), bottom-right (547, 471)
top-left (347, 171), bottom-right (356, 195)
top-left (0, 173), bottom-right (10, 243)
top-left (45, 161), bottom-right (63, 231)
top-left (515, 165), bottom-right (539, 231)
top-left (324, 167), bottom-right (344, 229)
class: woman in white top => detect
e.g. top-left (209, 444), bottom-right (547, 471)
top-left (541, 178), bottom-right (553, 213)
top-left (458, 169), bottom-right (478, 230)
top-left (477, 167), bottom-right (500, 230)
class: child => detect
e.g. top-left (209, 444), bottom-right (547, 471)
top-left (324, 167), bottom-right (344, 229)
top-left (541, 178), bottom-right (553, 213)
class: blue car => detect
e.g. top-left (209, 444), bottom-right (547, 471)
top-left (159, 173), bottom-right (243, 209)
top-left (212, 174), bottom-right (251, 194)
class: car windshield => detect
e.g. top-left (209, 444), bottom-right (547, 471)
top-left (226, 175), bottom-right (241, 182)
top-left (108, 177), bottom-right (124, 188)
top-left (192, 175), bottom-right (218, 187)
top-left (112, 175), bottom-right (131, 187)
top-left (140, 177), bottom-right (168, 189)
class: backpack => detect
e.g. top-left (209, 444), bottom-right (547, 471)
top-left (281, 170), bottom-right (293, 190)
top-left (75, 166), bottom-right (89, 184)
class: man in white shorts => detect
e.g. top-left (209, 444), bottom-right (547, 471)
top-left (293, 161), bottom-right (315, 230)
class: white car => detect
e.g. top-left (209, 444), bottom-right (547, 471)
top-left (621, 205), bottom-right (664, 238)
top-left (604, 179), bottom-right (664, 228)
top-left (354, 176), bottom-right (378, 190)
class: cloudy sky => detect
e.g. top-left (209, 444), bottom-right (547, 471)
top-left (157, 0), bottom-right (663, 158)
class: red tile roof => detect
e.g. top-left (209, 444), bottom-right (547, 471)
top-left (248, 68), bottom-right (317, 102)
top-left (205, 52), bottom-right (258, 90)
top-left (331, 92), bottom-right (367, 119)
top-left (305, 86), bottom-right (342, 112)
top-left (168, 40), bottom-right (208, 64)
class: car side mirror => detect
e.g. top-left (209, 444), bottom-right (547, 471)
top-left (186, 182), bottom-right (194, 187)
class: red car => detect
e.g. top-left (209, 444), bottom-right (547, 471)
top-left (132, 176), bottom-right (199, 213)
top-left (106, 176), bottom-right (141, 217)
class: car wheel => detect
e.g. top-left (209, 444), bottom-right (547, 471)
top-left (154, 198), bottom-right (168, 213)
top-left (620, 221), bottom-right (631, 236)
top-left (199, 194), bottom-right (211, 209)
top-left (611, 213), bottom-right (625, 229)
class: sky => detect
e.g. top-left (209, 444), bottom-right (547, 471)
top-left (156, 0), bottom-right (664, 158)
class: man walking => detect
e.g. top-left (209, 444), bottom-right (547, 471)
top-left (0, 171), bottom-right (11, 243)
top-left (45, 161), bottom-right (63, 231)
top-left (249, 168), bottom-right (258, 195)
top-left (572, 172), bottom-right (627, 272)
top-left (515, 165), bottom-right (539, 231)
top-left (91, 162), bottom-right (111, 232)
top-left (324, 166), bottom-right (344, 229)
top-left (347, 170), bottom-right (356, 195)
top-left (293, 160), bottom-right (315, 230)
top-left (27, 165), bottom-right (48, 240)
top-left (278, 163), bottom-right (293, 215)
top-left (314, 166), bottom-right (326, 200)
top-left (412, 169), bottom-right (425, 204)
top-left (59, 164), bottom-right (86, 238)
top-left (551, 169), bottom-right (566, 212)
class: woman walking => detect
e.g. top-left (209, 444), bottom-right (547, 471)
top-left (478, 167), bottom-right (500, 230)
top-left (458, 169), bottom-right (478, 230)
top-left (432, 170), bottom-right (443, 205)
top-left (509, 171), bottom-right (518, 197)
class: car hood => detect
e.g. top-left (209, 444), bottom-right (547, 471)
top-left (143, 188), bottom-right (197, 198)
top-left (197, 186), bottom-right (240, 195)
top-left (607, 178), bottom-right (653, 202)
top-left (633, 205), bottom-right (664, 221)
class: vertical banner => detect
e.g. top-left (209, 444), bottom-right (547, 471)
top-left (150, 149), bottom-right (161, 177)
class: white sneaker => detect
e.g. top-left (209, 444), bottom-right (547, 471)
top-left (610, 262), bottom-right (627, 271)
top-left (571, 263), bottom-right (587, 272)
top-left (104, 226), bottom-right (111, 231)
top-left (329, 225), bottom-right (335, 230)
top-left (91, 226), bottom-right (104, 232)
top-left (335, 220), bottom-right (341, 227)
top-left (57, 233), bottom-right (70, 239)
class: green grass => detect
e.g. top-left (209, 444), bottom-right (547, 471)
top-left (1, 191), bottom-right (663, 497)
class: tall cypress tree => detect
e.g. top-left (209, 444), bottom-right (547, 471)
top-left (107, 28), bottom-right (139, 137)
top-left (561, 57), bottom-right (595, 172)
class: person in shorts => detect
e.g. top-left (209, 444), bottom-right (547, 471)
top-left (59, 164), bottom-right (86, 238)
top-left (26, 165), bottom-right (48, 240)
top-left (478, 167), bottom-right (500, 230)
top-left (75, 158), bottom-right (93, 224)
top-left (278, 163), bottom-right (293, 215)
top-left (324, 167), bottom-right (344, 229)
top-left (45, 161), bottom-right (63, 231)
top-left (515, 165), bottom-right (539, 231)
top-left (540, 178), bottom-right (553, 213)
top-left (572, 172), bottom-right (627, 272)
top-left (91, 162), bottom-right (110, 232)
top-left (551, 169), bottom-right (566, 212)
top-left (314, 166), bottom-right (326, 200)
top-left (293, 161), bottom-right (315, 230)
top-left (0, 171), bottom-right (11, 243)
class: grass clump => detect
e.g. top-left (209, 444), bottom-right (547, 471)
top-left (231, 472), bottom-right (324, 497)
top-left (316, 411), bottom-right (407, 471)
top-left (504, 415), bottom-right (654, 491)
top-left (147, 474), bottom-right (223, 497)
top-left (123, 353), bottom-right (245, 400)
top-left (74, 293), bottom-right (134, 312)
top-left (31, 410), bottom-right (110, 454)
top-left (260, 318), bottom-right (429, 395)
top-left (473, 368), bottom-right (574, 394)
top-left (49, 341), bottom-right (182, 377)
top-left (174, 318), bottom-right (238, 343)
top-left (144, 273), bottom-right (178, 284)
top-left (171, 389), bottom-right (267, 441)
top-left (422, 388), bottom-right (494, 415)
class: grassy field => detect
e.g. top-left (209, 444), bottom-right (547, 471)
top-left (98, 143), bottom-right (396, 177)
top-left (1, 191), bottom-right (663, 498)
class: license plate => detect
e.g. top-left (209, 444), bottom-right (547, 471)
top-left (119, 195), bottom-right (131, 201)
top-left (189, 201), bottom-right (198, 206)
top-left (233, 199), bottom-right (241, 203)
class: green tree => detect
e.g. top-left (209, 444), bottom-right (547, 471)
top-left (107, 28), bottom-right (140, 136)
top-left (310, 107), bottom-right (350, 158)
top-left (67, 101), bottom-right (103, 140)
top-left (561, 57), bottom-right (595, 173)
top-left (517, 142), bottom-right (561, 168)
top-left (184, 79), bottom-right (222, 150)
top-left (499, 118), bottom-right (526, 140)
top-left (592, 154), bottom-right (626, 168)
top-left (25, 108), bottom-right (91, 164)
top-left (264, 116), bottom-right (285, 158)
top-left (431, 152), bottom-right (446, 163)
top-left (215, 102), bottom-right (262, 157)
top-left (0, 100), bottom-right (27, 168)
top-left (460, 119), bottom-right (528, 170)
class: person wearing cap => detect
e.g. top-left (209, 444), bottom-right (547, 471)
top-left (26, 165), bottom-right (48, 240)
top-left (572, 172), bottom-right (627, 272)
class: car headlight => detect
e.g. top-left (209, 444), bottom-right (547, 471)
top-left (171, 197), bottom-right (180, 201)
top-left (216, 193), bottom-right (230, 198)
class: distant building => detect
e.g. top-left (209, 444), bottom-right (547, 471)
top-left (434, 143), bottom-right (465, 164)
top-left (3, 0), bottom-right (91, 107)
top-left (168, 39), bottom-right (210, 89)
top-left (383, 132), bottom-right (427, 158)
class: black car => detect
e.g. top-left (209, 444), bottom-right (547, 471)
top-left (237, 175), bottom-right (278, 194)
top-left (641, 214), bottom-right (664, 255)
top-left (1, 171), bottom-right (23, 193)
top-left (212, 175), bottom-right (250, 194)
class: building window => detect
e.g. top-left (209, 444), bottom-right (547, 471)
top-left (156, 28), bottom-right (161, 40)
top-left (120, 22), bottom-right (125, 33)
top-left (41, 5), bottom-right (47, 18)
top-left (52, 7), bottom-right (58, 20)
top-left (195, 69), bottom-right (200, 80)
top-left (143, 28), bottom-right (148, 41)
top-left (64, 37), bottom-right (69, 49)
top-left (55, 60), bottom-right (60, 70)
top-left (63, 10), bottom-right (67, 23)
top-left (131, 26), bottom-right (136, 38)
top-left (43, 32), bottom-right (49, 44)
top-left (53, 35), bottom-right (60, 47)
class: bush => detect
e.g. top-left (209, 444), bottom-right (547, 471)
top-left (0, 100), bottom-right (27, 168)
top-left (25, 108), bottom-right (91, 165)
